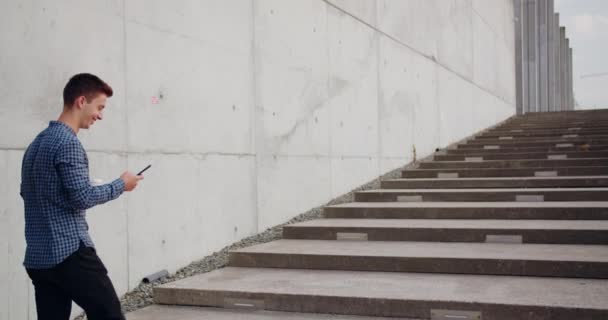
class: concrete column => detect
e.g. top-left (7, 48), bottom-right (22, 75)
top-left (564, 35), bottom-right (569, 111)
top-left (559, 27), bottom-right (566, 111)
top-left (537, 0), bottom-right (549, 112)
top-left (526, 0), bottom-right (539, 112)
top-left (514, 0), bottom-right (524, 115)
top-left (564, 39), bottom-right (568, 111)
top-left (553, 13), bottom-right (560, 111)
top-left (522, 0), bottom-right (530, 113)
top-left (547, 0), bottom-right (556, 112)
top-left (569, 47), bottom-right (574, 109)
top-left (567, 44), bottom-right (573, 109)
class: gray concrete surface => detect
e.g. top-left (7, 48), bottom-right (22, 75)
top-left (382, 175), bottom-right (608, 188)
top-left (154, 267), bottom-right (608, 318)
top-left (324, 201), bottom-right (608, 220)
top-left (355, 187), bottom-right (608, 202)
top-left (126, 305), bottom-right (413, 320)
top-left (229, 239), bottom-right (608, 277)
top-left (283, 218), bottom-right (608, 244)
top-left (0, 1), bottom-right (519, 318)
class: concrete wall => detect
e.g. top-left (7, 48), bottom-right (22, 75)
top-left (0, 1), bottom-right (516, 318)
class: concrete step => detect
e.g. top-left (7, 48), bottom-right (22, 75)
top-left (381, 176), bottom-right (608, 188)
top-left (495, 122), bottom-right (608, 131)
top-left (466, 140), bottom-right (608, 149)
top-left (418, 158), bottom-right (608, 169)
top-left (467, 132), bottom-right (608, 143)
top-left (282, 219), bottom-right (608, 244)
top-left (491, 122), bottom-right (608, 128)
top-left (435, 150), bottom-right (608, 161)
top-left (516, 109), bottom-right (608, 116)
top-left (354, 188), bottom-right (608, 202)
top-left (479, 129), bottom-right (608, 138)
top-left (504, 115), bottom-right (608, 120)
top-left (323, 202), bottom-right (608, 220)
top-left (229, 240), bottom-right (608, 278)
top-left (471, 134), bottom-right (608, 143)
top-left (508, 109), bottom-right (607, 116)
top-left (154, 267), bottom-right (608, 319)
top-left (457, 140), bottom-right (607, 149)
top-left (503, 114), bottom-right (608, 122)
top-left (126, 305), bottom-right (407, 320)
top-left (444, 146), bottom-right (608, 154)
top-left (401, 166), bottom-right (608, 178)
top-left (506, 116), bottom-right (608, 122)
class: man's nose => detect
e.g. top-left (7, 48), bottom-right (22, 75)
top-left (97, 113), bottom-right (103, 120)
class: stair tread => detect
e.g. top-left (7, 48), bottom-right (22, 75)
top-left (421, 157), bottom-right (608, 163)
top-left (357, 187), bottom-right (608, 193)
top-left (405, 165), bottom-right (608, 171)
top-left (126, 305), bottom-right (405, 320)
top-left (287, 218), bottom-right (608, 230)
top-left (156, 267), bottom-right (608, 310)
top-left (387, 175), bottom-right (608, 181)
top-left (328, 201), bottom-right (608, 208)
top-left (232, 239), bottom-right (608, 262)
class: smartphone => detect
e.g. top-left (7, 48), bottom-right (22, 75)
top-left (137, 164), bottom-right (151, 176)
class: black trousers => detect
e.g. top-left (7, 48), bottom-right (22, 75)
top-left (26, 242), bottom-right (125, 320)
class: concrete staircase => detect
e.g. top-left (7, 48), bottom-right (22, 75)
top-left (128, 109), bottom-right (608, 320)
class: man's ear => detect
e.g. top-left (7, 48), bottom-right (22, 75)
top-left (77, 96), bottom-right (87, 109)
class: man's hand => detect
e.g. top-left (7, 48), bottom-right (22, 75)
top-left (120, 171), bottom-right (144, 192)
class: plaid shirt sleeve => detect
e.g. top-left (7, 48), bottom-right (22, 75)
top-left (55, 139), bottom-right (125, 211)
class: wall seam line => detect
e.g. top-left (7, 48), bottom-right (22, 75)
top-left (325, 2), bottom-right (333, 197)
top-left (122, 0), bottom-right (130, 290)
top-left (251, 0), bottom-right (259, 234)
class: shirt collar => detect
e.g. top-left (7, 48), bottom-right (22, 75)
top-left (49, 121), bottom-right (77, 136)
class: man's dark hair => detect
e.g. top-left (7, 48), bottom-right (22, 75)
top-left (63, 73), bottom-right (113, 107)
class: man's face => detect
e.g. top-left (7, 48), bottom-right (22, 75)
top-left (79, 94), bottom-right (107, 129)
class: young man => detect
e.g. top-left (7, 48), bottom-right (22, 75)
top-left (20, 73), bottom-right (143, 320)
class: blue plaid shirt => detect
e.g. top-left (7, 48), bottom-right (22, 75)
top-left (20, 121), bottom-right (125, 269)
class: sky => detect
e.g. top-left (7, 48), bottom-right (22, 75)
top-left (555, 0), bottom-right (608, 109)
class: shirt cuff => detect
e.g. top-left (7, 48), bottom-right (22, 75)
top-left (111, 177), bottom-right (126, 198)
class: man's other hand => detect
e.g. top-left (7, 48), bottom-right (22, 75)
top-left (120, 171), bottom-right (144, 191)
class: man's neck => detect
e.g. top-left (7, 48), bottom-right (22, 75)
top-left (57, 109), bottom-right (80, 135)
